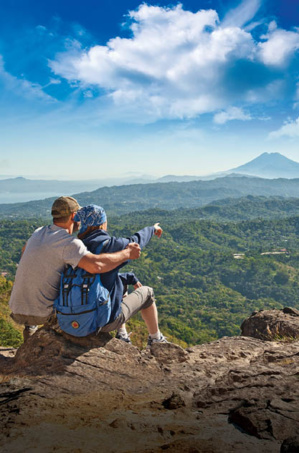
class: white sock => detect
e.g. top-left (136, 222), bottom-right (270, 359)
top-left (117, 326), bottom-right (128, 337)
top-left (149, 330), bottom-right (161, 340)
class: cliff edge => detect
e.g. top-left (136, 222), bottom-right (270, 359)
top-left (1, 308), bottom-right (299, 453)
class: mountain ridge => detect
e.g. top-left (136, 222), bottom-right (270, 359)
top-left (228, 152), bottom-right (299, 178)
top-left (1, 153), bottom-right (299, 204)
top-left (2, 174), bottom-right (299, 219)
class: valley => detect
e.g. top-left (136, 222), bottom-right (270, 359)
top-left (1, 195), bottom-right (299, 348)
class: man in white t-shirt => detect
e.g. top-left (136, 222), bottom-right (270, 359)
top-left (9, 196), bottom-right (141, 340)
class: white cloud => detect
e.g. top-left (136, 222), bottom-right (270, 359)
top-left (222, 0), bottom-right (262, 28)
top-left (0, 55), bottom-right (55, 102)
top-left (258, 28), bottom-right (299, 66)
top-left (48, 2), bottom-right (299, 122)
top-left (50, 4), bottom-right (257, 121)
top-left (214, 107), bottom-right (252, 124)
top-left (48, 78), bottom-right (61, 85)
top-left (268, 21), bottom-right (277, 32)
top-left (83, 90), bottom-right (93, 98)
top-left (36, 25), bottom-right (47, 33)
top-left (269, 117), bottom-right (299, 139)
top-left (43, 77), bottom-right (62, 89)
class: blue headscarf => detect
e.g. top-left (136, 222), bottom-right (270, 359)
top-left (74, 204), bottom-right (107, 234)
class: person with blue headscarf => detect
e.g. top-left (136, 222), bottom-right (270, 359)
top-left (74, 204), bottom-right (167, 347)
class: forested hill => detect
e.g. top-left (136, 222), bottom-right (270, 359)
top-left (2, 175), bottom-right (299, 219)
top-left (120, 196), bottom-right (299, 224)
top-left (2, 199), bottom-right (299, 346)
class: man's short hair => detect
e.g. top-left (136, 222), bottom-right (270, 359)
top-left (51, 196), bottom-right (81, 219)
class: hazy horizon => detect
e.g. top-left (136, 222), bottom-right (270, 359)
top-left (0, 149), bottom-right (299, 183)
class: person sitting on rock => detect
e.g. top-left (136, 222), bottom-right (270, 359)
top-left (9, 196), bottom-right (141, 341)
top-left (74, 204), bottom-right (168, 347)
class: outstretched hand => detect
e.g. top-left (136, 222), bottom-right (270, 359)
top-left (154, 223), bottom-right (163, 238)
top-left (126, 242), bottom-right (141, 259)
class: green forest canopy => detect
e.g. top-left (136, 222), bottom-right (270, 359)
top-left (1, 196), bottom-right (299, 347)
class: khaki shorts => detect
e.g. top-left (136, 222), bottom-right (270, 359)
top-left (101, 286), bottom-right (155, 332)
top-left (10, 312), bottom-right (49, 326)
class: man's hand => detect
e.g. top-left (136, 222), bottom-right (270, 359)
top-left (154, 223), bottom-right (163, 238)
top-left (134, 281), bottom-right (143, 290)
top-left (127, 242), bottom-right (141, 259)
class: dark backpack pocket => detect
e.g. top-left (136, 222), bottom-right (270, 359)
top-left (56, 301), bottom-right (98, 337)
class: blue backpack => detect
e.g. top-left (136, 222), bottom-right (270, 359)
top-left (54, 244), bottom-right (111, 337)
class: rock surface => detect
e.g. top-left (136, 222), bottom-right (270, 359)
top-left (241, 307), bottom-right (299, 340)
top-left (0, 309), bottom-right (299, 452)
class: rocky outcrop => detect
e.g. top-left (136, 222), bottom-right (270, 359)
top-left (0, 309), bottom-right (299, 452)
top-left (241, 307), bottom-right (299, 340)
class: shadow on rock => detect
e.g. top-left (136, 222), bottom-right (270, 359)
top-left (3, 325), bottom-right (113, 376)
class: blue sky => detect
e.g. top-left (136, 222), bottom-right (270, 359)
top-left (0, 0), bottom-right (299, 179)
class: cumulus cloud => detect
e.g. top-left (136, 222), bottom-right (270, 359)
top-left (269, 117), bottom-right (299, 139)
top-left (214, 107), bottom-right (252, 124)
top-left (258, 27), bottom-right (299, 66)
top-left (49, 2), bottom-right (299, 122)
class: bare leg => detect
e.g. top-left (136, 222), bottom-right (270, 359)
top-left (102, 286), bottom-right (158, 335)
top-left (141, 302), bottom-right (159, 335)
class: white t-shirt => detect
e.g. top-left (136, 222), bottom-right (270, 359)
top-left (9, 225), bottom-right (89, 319)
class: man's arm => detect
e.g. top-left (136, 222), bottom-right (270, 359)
top-left (77, 242), bottom-right (141, 274)
top-left (128, 223), bottom-right (163, 249)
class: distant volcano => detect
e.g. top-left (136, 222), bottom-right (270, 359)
top-left (228, 152), bottom-right (299, 179)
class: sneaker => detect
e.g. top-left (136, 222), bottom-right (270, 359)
top-left (23, 325), bottom-right (38, 342)
top-left (116, 331), bottom-right (132, 344)
top-left (147, 334), bottom-right (168, 348)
